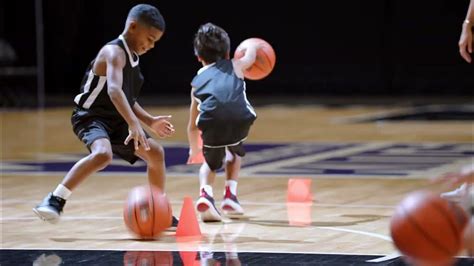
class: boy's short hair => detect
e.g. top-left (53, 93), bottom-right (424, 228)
top-left (194, 23), bottom-right (230, 63)
top-left (127, 4), bottom-right (165, 32)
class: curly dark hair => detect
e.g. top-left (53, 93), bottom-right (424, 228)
top-left (193, 23), bottom-right (230, 63)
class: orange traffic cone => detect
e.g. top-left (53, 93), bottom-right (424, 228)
top-left (286, 178), bottom-right (313, 226)
top-left (176, 196), bottom-right (202, 237)
top-left (287, 178), bottom-right (313, 202)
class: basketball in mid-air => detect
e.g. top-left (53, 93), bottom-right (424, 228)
top-left (123, 185), bottom-right (172, 239)
top-left (234, 37), bottom-right (276, 80)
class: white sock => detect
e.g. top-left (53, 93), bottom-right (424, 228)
top-left (52, 184), bottom-right (72, 200)
top-left (225, 180), bottom-right (238, 195)
top-left (201, 185), bottom-right (214, 197)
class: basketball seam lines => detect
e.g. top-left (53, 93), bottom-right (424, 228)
top-left (260, 49), bottom-right (275, 69)
top-left (250, 62), bottom-right (266, 73)
top-left (401, 206), bottom-right (454, 257)
top-left (150, 187), bottom-right (155, 238)
top-left (249, 52), bottom-right (273, 78)
top-left (133, 198), bottom-right (144, 237)
top-left (431, 201), bottom-right (461, 250)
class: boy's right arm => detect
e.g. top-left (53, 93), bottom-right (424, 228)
top-left (187, 89), bottom-right (201, 155)
top-left (104, 46), bottom-right (149, 150)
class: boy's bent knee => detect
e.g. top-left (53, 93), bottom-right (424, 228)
top-left (91, 149), bottom-right (113, 168)
top-left (150, 145), bottom-right (165, 160)
top-left (142, 141), bottom-right (165, 162)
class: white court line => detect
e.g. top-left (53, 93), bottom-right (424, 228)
top-left (2, 201), bottom-right (394, 222)
top-left (316, 226), bottom-right (392, 242)
top-left (1, 199), bottom-right (396, 209)
top-left (366, 253), bottom-right (400, 263)
top-left (0, 245), bottom-right (394, 257)
top-left (1, 224), bottom-right (398, 259)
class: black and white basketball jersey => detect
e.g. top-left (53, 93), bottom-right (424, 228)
top-left (73, 35), bottom-right (144, 118)
top-left (191, 59), bottom-right (257, 147)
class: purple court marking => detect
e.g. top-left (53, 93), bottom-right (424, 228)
top-left (2, 142), bottom-right (471, 177)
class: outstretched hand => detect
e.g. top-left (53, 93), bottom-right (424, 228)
top-left (151, 115), bottom-right (175, 138)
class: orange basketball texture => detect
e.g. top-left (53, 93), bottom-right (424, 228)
top-left (389, 191), bottom-right (467, 264)
top-left (463, 216), bottom-right (474, 254)
top-left (123, 185), bottom-right (172, 239)
top-left (234, 38), bottom-right (276, 80)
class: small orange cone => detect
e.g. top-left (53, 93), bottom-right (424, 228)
top-left (287, 178), bottom-right (313, 202)
top-left (287, 178), bottom-right (313, 226)
top-left (176, 196), bottom-right (202, 237)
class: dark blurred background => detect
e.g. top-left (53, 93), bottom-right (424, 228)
top-left (0, 0), bottom-right (473, 107)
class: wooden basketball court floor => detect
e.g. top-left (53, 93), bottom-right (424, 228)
top-left (1, 104), bottom-right (473, 265)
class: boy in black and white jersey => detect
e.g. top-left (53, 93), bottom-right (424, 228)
top-left (33, 4), bottom-right (178, 226)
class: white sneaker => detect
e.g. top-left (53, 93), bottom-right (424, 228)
top-left (441, 183), bottom-right (468, 203)
top-left (196, 189), bottom-right (222, 222)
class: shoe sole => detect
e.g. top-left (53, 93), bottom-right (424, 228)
top-left (221, 199), bottom-right (244, 215)
top-left (171, 216), bottom-right (179, 227)
top-left (32, 207), bottom-right (60, 224)
top-left (196, 202), bottom-right (210, 212)
top-left (196, 198), bottom-right (221, 222)
top-left (200, 209), bottom-right (222, 222)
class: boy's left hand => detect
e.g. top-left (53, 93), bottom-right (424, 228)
top-left (150, 115), bottom-right (175, 138)
top-left (187, 148), bottom-right (204, 164)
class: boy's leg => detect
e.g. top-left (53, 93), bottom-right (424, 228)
top-left (135, 138), bottom-right (179, 227)
top-left (197, 147), bottom-right (224, 222)
top-left (33, 138), bottom-right (113, 223)
top-left (135, 138), bottom-right (166, 190)
top-left (221, 146), bottom-right (245, 215)
top-left (62, 139), bottom-right (113, 190)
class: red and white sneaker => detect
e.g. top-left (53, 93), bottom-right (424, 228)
top-left (196, 188), bottom-right (222, 222)
top-left (221, 186), bottom-right (244, 215)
